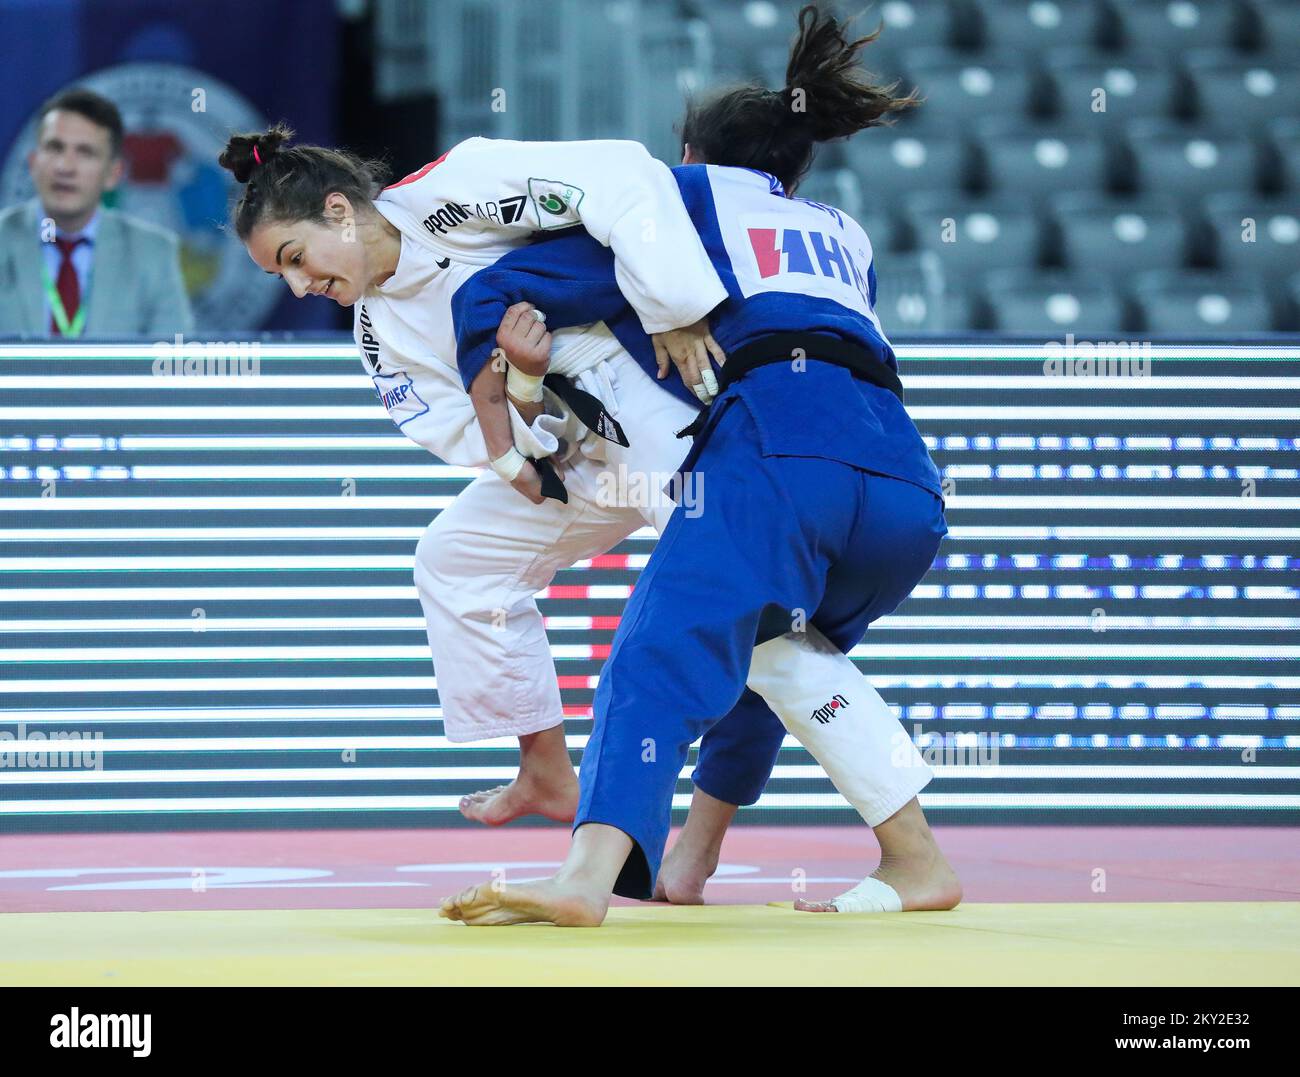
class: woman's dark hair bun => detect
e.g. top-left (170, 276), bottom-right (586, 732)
top-left (218, 122), bottom-right (295, 184)
top-left (217, 122), bottom-right (391, 241)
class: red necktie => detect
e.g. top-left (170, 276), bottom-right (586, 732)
top-left (51, 236), bottom-right (86, 336)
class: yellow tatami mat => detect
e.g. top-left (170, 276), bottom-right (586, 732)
top-left (2, 901), bottom-right (1297, 986)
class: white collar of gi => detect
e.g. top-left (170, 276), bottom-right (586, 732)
top-left (370, 199), bottom-right (416, 295)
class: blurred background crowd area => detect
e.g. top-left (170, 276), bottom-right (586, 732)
top-left (1, 0), bottom-right (1297, 339)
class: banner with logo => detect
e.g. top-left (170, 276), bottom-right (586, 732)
top-left (0, 0), bottom-right (341, 334)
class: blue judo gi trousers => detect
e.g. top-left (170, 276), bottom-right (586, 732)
top-left (574, 379), bottom-right (948, 899)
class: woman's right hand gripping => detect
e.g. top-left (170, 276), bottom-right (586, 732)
top-left (493, 302), bottom-right (563, 503)
top-left (495, 301), bottom-right (552, 378)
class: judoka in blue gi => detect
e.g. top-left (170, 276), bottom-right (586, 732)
top-left (442, 4), bottom-right (963, 925)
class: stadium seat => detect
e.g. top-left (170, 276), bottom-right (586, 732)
top-left (1111, 0), bottom-right (1248, 54)
top-left (896, 48), bottom-right (1040, 130)
top-left (1286, 268), bottom-right (1300, 329)
top-left (1050, 192), bottom-right (1192, 279)
top-left (982, 268), bottom-right (1126, 335)
top-left (700, 0), bottom-right (963, 82)
top-left (892, 286), bottom-right (987, 332)
top-left (1203, 194), bottom-right (1300, 280)
top-left (902, 194), bottom-right (1044, 285)
top-left (856, 207), bottom-right (906, 259)
top-left (692, 0), bottom-right (800, 80)
top-left (1183, 52), bottom-right (1300, 134)
top-left (969, 0), bottom-right (1107, 51)
top-left (871, 0), bottom-right (966, 52)
top-left (1251, 0), bottom-right (1300, 52)
top-left (869, 250), bottom-right (979, 332)
top-left (792, 167), bottom-right (865, 221)
top-left (1124, 121), bottom-right (1260, 205)
top-left (972, 123), bottom-right (1113, 202)
top-left (842, 129), bottom-right (974, 208)
top-left (1271, 118), bottom-right (1300, 192)
top-left (1041, 50), bottom-right (1183, 131)
top-left (1131, 270), bottom-right (1276, 333)
top-left (754, 42), bottom-right (794, 89)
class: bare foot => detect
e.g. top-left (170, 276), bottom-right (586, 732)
top-left (438, 877), bottom-right (609, 927)
top-left (651, 840), bottom-right (718, 905)
top-left (458, 768), bottom-right (579, 826)
top-left (795, 850), bottom-right (963, 913)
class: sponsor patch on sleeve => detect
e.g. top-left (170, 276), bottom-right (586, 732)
top-left (372, 372), bottom-right (430, 429)
top-left (527, 178), bottom-right (585, 229)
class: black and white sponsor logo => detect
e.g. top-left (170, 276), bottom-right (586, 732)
top-left (421, 201), bottom-right (472, 236)
top-left (421, 194), bottom-right (529, 236)
top-left (470, 194), bottom-right (527, 225)
top-left (809, 693), bottom-right (850, 725)
top-left (358, 302), bottom-right (382, 372)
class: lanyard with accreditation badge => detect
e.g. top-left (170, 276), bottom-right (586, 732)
top-left (41, 252), bottom-right (91, 338)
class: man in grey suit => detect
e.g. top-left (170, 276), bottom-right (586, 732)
top-left (0, 87), bottom-right (194, 339)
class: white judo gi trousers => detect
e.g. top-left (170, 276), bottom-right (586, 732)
top-left (411, 349), bottom-right (931, 825)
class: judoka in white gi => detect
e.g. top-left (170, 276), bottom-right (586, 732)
top-left (220, 31), bottom-right (959, 913)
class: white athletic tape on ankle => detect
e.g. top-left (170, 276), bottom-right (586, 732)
top-left (490, 446), bottom-right (527, 482)
top-left (830, 877), bottom-right (903, 913)
top-left (506, 364), bottom-right (545, 403)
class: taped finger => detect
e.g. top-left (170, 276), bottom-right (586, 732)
top-left (700, 359), bottom-right (719, 398)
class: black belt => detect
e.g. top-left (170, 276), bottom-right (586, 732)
top-left (677, 333), bottom-right (904, 439)
top-left (543, 373), bottom-right (628, 447)
top-left (531, 456), bottom-right (568, 503)
top-left (526, 373), bottom-right (629, 504)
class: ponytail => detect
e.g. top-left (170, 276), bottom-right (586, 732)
top-left (681, 4), bottom-right (919, 192)
top-left (784, 4), bottom-right (918, 140)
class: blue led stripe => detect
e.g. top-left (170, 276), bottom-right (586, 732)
top-left (926, 435), bottom-right (1300, 453)
top-left (898, 705), bottom-right (1299, 723)
top-left (939, 554), bottom-right (1300, 572)
top-left (920, 583), bottom-right (1300, 600)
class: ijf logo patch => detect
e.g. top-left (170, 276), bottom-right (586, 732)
top-left (527, 178), bottom-right (585, 229)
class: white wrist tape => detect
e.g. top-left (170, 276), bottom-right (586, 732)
top-left (506, 364), bottom-right (545, 403)
top-left (489, 446), bottom-right (528, 482)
